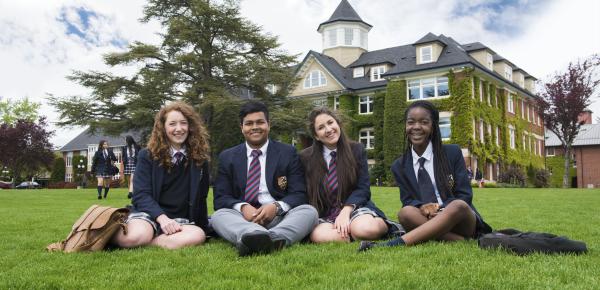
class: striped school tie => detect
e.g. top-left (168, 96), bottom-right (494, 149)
top-left (244, 149), bottom-right (262, 205)
top-left (326, 151), bottom-right (338, 194)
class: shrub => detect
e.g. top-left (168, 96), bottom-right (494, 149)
top-left (498, 165), bottom-right (526, 187)
top-left (50, 157), bottom-right (65, 183)
top-left (48, 182), bottom-right (78, 189)
top-left (533, 169), bottom-right (550, 188)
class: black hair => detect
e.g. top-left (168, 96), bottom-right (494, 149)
top-left (239, 101), bottom-right (269, 124)
top-left (402, 100), bottom-right (453, 199)
top-left (125, 135), bottom-right (136, 147)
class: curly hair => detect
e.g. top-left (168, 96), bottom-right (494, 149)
top-left (147, 102), bottom-right (210, 169)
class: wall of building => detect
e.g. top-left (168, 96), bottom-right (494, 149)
top-left (575, 145), bottom-right (600, 188)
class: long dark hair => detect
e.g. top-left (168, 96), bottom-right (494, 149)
top-left (301, 107), bottom-right (358, 215)
top-left (402, 101), bottom-right (453, 199)
top-left (97, 140), bottom-right (107, 151)
top-left (125, 135), bottom-right (137, 148)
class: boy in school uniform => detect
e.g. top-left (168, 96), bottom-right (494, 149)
top-left (211, 101), bottom-right (318, 256)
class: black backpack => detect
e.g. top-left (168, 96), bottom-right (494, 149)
top-left (478, 228), bottom-right (587, 255)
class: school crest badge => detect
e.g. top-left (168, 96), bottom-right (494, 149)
top-left (277, 176), bottom-right (288, 191)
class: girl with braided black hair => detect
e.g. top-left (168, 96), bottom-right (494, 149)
top-left (360, 100), bottom-right (491, 250)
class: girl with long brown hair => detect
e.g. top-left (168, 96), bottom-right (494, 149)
top-left (112, 101), bottom-right (210, 249)
top-left (300, 107), bottom-right (389, 243)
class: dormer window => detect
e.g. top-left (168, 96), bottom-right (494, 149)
top-left (353, 67), bottom-right (364, 78)
top-left (504, 66), bottom-right (512, 80)
top-left (420, 46), bottom-right (433, 63)
top-left (304, 70), bottom-right (327, 88)
top-left (486, 53), bottom-right (493, 70)
top-left (370, 65), bottom-right (386, 82)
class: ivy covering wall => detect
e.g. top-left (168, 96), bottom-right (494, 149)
top-left (322, 68), bottom-right (545, 185)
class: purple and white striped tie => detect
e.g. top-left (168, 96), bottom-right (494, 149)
top-left (244, 149), bottom-right (262, 205)
top-left (326, 151), bottom-right (338, 194)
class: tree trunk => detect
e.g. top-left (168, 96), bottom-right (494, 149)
top-left (563, 146), bottom-right (571, 188)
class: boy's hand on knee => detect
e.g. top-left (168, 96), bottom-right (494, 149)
top-left (241, 204), bottom-right (258, 221)
top-left (157, 214), bottom-right (182, 235)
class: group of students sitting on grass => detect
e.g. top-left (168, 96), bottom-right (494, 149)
top-left (109, 100), bottom-right (492, 255)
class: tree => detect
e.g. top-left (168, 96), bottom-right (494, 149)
top-left (0, 97), bottom-right (40, 125)
top-left (49, 0), bottom-right (299, 143)
top-left (0, 118), bottom-right (55, 184)
top-left (537, 55), bottom-right (600, 188)
top-left (51, 157), bottom-right (66, 183)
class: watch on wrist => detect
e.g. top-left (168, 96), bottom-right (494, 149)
top-left (273, 202), bottom-right (284, 216)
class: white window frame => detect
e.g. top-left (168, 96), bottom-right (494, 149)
top-left (353, 67), bottom-right (364, 78)
top-left (507, 94), bottom-right (514, 113)
top-left (522, 133), bottom-right (527, 150)
top-left (439, 112), bottom-right (452, 141)
top-left (527, 104), bottom-right (531, 122)
top-left (344, 28), bottom-right (353, 45)
top-left (509, 125), bottom-right (516, 149)
top-left (495, 126), bottom-right (500, 146)
top-left (370, 65), bottom-right (386, 82)
top-left (504, 66), bottom-right (512, 80)
top-left (66, 173), bottom-right (73, 182)
top-left (486, 53), bottom-right (493, 70)
top-left (312, 97), bottom-right (328, 107)
top-left (546, 147), bottom-right (555, 157)
top-left (420, 45), bottom-right (433, 63)
top-left (66, 152), bottom-right (73, 168)
top-left (359, 128), bottom-right (375, 150)
top-left (328, 29), bottom-right (337, 47)
top-left (479, 119), bottom-right (485, 143)
top-left (304, 70), bottom-right (327, 89)
top-left (333, 96), bottom-right (340, 110)
top-left (265, 84), bottom-right (277, 95)
top-left (521, 99), bottom-right (525, 118)
top-left (407, 76), bottom-right (449, 100)
top-left (358, 96), bottom-right (373, 114)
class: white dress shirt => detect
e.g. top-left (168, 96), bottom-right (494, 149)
top-left (233, 140), bottom-right (290, 213)
top-left (411, 142), bottom-right (443, 205)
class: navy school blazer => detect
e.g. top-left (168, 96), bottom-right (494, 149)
top-left (391, 144), bottom-right (491, 232)
top-left (131, 148), bottom-right (209, 231)
top-left (213, 140), bottom-right (308, 210)
top-left (300, 142), bottom-right (386, 218)
top-left (91, 149), bottom-right (117, 174)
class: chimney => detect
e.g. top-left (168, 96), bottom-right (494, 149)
top-left (577, 110), bottom-right (593, 125)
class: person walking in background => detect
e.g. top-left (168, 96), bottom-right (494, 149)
top-left (112, 102), bottom-right (210, 249)
top-left (211, 101), bottom-right (318, 256)
top-left (300, 107), bottom-right (389, 243)
top-left (122, 135), bottom-right (141, 199)
top-left (360, 100), bottom-right (491, 251)
top-left (466, 166), bottom-right (473, 181)
top-left (91, 140), bottom-right (117, 199)
top-left (475, 168), bottom-right (483, 188)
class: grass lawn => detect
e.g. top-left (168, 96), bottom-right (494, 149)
top-left (0, 187), bottom-right (598, 289)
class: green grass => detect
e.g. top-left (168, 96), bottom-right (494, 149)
top-left (1, 187), bottom-right (598, 289)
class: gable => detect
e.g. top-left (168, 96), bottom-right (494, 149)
top-left (290, 55), bottom-right (345, 97)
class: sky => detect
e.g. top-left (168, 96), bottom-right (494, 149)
top-left (1, 0), bottom-right (599, 148)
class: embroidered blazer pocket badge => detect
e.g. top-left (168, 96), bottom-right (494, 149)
top-left (277, 176), bottom-right (288, 191)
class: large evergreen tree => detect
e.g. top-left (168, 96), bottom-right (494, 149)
top-left (50, 0), bottom-right (304, 144)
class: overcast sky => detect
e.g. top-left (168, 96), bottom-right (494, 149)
top-left (1, 0), bottom-right (599, 148)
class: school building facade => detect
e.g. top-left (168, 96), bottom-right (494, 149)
top-left (288, 0), bottom-right (545, 182)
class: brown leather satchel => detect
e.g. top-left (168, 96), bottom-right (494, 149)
top-left (47, 205), bottom-right (129, 253)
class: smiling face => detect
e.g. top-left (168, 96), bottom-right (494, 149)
top-left (241, 111), bottom-right (270, 148)
top-left (314, 113), bottom-right (340, 150)
top-left (405, 106), bottom-right (433, 155)
top-left (164, 110), bottom-right (189, 149)
top-left (102, 142), bottom-right (109, 149)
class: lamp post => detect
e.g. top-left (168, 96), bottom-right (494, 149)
top-left (77, 159), bottom-right (86, 189)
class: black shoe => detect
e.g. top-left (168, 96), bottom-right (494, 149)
top-left (238, 231), bottom-right (273, 257)
top-left (358, 241), bottom-right (377, 252)
top-left (97, 195), bottom-right (102, 200)
top-left (103, 195), bottom-right (107, 199)
top-left (127, 192), bottom-right (132, 199)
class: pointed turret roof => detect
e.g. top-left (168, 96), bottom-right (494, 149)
top-left (317, 0), bottom-right (372, 31)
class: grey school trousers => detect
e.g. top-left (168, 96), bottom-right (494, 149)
top-left (211, 204), bottom-right (318, 246)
